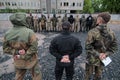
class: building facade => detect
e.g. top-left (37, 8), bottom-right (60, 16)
top-left (0, 0), bottom-right (44, 13)
top-left (57, 0), bottom-right (84, 13)
top-left (0, 0), bottom-right (84, 13)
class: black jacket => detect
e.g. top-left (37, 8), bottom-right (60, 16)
top-left (68, 15), bottom-right (75, 24)
top-left (49, 31), bottom-right (82, 66)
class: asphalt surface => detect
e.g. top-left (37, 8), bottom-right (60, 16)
top-left (0, 24), bottom-right (120, 80)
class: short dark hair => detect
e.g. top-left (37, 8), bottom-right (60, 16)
top-left (62, 21), bottom-right (71, 30)
top-left (98, 12), bottom-right (111, 23)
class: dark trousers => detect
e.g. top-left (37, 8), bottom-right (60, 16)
top-left (55, 64), bottom-right (74, 80)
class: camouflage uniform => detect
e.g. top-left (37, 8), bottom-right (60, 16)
top-left (39, 15), bottom-right (46, 32)
top-left (91, 16), bottom-right (97, 29)
top-left (51, 14), bottom-right (58, 32)
top-left (80, 15), bottom-right (86, 32)
top-left (62, 14), bottom-right (68, 22)
top-left (3, 13), bottom-right (42, 80)
top-left (26, 13), bottom-right (34, 30)
top-left (85, 24), bottom-right (118, 80)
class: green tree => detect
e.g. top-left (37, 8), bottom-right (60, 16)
top-left (91, 0), bottom-right (102, 13)
top-left (100, 0), bottom-right (120, 13)
top-left (92, 0), bottom-right (120, 13)
top-left (83, 0), bottom-right (94, 13)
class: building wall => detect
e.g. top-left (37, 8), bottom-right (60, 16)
top-left (57, 0), bottom-right (84, 10)
top-left (0, 0), bottom-right (84, 13)
top-left (0, 0), bottom-right (41, 9)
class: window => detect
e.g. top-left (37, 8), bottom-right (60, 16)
top-left (27, 2), bottom-right (29, 6)
top-left (64, 2), bottom-right (69, 6)
top-left (34, 2), bottom-right (36, 7)
top-left (60, 2), bottom-right (62, 6)
top-left (5, 2), bottom-right (10, 6)
top-left (12, 2), bottom-right (17, 6)
top-left (18, 2), bottom-right (21, 6)
top-left (31, 2), bottom-right (33, 7)
top-left (0, 2), bottom-right (2, 6)
top-left (77, 3), bottom-right (81, 7)
top-left (72, 2), bottom-right (75, 7)
top-left (21, 2), bottom-right (23, 6)
top-left (37, 3), bottom-right (40, 7)
top-left (2, 2), bottom-right (4, 6)
top-left (24, 2), bottom-right (27, 7)
top-left (8, 2), bottom-right (10, 6)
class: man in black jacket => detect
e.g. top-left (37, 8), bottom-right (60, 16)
top-left (49, 21), bottom-right (82, 80)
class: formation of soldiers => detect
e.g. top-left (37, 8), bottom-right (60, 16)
top-left (26, 13), bottom-right (97, 32)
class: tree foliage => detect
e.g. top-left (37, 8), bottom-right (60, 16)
top-left (83, 0), bottom-right (120, 14)
top-left (83, 0), bottom-right (94, 13)
top-left (100, 0), bottom-right (120, 13)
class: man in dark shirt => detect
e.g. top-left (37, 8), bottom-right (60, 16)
top-left (49, 21), bottom-right (82, 80)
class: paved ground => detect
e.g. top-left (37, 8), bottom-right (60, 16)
top-left (0, 22), bottom-right (120, 80)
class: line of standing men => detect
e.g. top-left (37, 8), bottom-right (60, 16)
top-left (26, 13), bottom-right (97, 33)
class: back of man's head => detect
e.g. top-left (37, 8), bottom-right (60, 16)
top-left (62, 21), bottom-right (71, 31)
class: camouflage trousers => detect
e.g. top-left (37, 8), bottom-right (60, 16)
top-left (85, 63), bottom-right (103, 80)
top-left (15, 64), bottom-right (42, 80)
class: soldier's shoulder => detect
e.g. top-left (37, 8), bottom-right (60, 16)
top-left (23, 27), bottom-right (34, 34)
top-left (5, 28), bottom-right (13, 36)
top-left (88, 27), bottom-right (99, 34)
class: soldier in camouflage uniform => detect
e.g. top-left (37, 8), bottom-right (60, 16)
top-left (62, 14), bottom-right (68, 22)
top-left (26, 13), bottom-right (34, 30)
top-left (51, 14), bottom-right (58, 32)
top-left (3, 13), bottom-right (42, 80)
top-left (39, 14), bottom-right (46, 32)
top-left (85, 12), bottom-right (118, 80)
top-left (80, 15), bottom-right (86, 32)
top-left (91, 16), bottom-right (97, 29)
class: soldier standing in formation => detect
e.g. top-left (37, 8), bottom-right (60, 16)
top-left (51, 14), bottom-right (58, 32)
top-left (74, 15), bottom-right (80, 32)
top-left (33, 15), bottom-right (39, 32)
top-left (62, 14), bottom-right (68, 22)
top-left (80, 15), bottom-right (86, 32)
top-left (57, 15), bottom-right (62, 32)
top-left (3, 12), bottom-right (42, 80)
top-left (86, 14), bottom-right (93, 31)
top-left (68, 15), bottom-right (75, 32)
top-left (46, 14), bottom-right (52, 32)
top-left (26, 13), bottom-right (34, 29)
top-left (49, 21), bottom-right (82, 80)
top-left (85, 12), bottom-right (118, 80)
top-left (39, 14), bottom-right (46, 32)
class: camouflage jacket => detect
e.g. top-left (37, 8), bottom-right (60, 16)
top-left (85, 24), bottom-right (118, 66)
top-left (51, 17), bottom-right (58, 27)
top-left (3, 13), bottom-right (38, 69)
